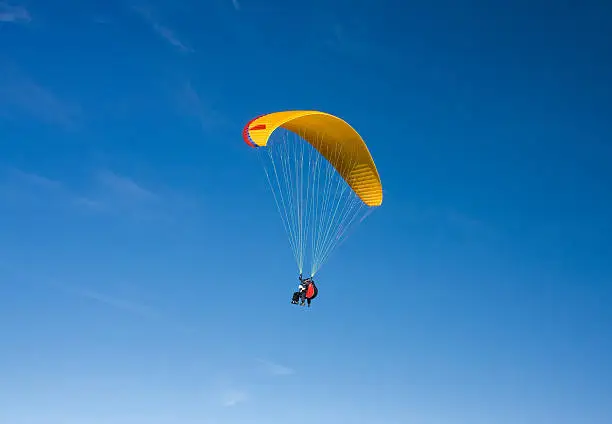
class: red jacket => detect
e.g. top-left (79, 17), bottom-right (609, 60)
top-left (305, 282), bottom-right (317, 299)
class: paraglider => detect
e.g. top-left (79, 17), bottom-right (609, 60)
top-left (291, 274), bottom-right (318, 307)
top-left (242, 110), bottom-right (383, 306)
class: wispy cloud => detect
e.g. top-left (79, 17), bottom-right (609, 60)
top-left (95, 169), bottom-right (157, 201)
top-left (0, 1), bottom-right (31, 23)
top-left (79, 169), bottom-right (171, 220)
top-left (0, 263), bottom-right (196, 334)
top-left (257, 358), bottom-right (295, 376)
top-left (221, 388), bottom-right (249, 407)
top-left (0, 167), bottom-right (72, 206)
top-left (327, 24), bottom-right (366, 57)
top-left (175, 80), bottom-right (223, 131)
top-left (0, 63), bottom-right (81, 130)
top-left (4, 167), bottom-right (63, 190)
top-left (64, 285), bottom-right (163, 321)
top-left (93, 15), bottom-right (112, 25)
top-left (133, 5), bottom-right (193, 53)
top-left (324, 22), bottom-right (399, 64)
top-left (231, 0), bottom-right (240, 11)
top-left (0, 166), bottom-right (173, 221)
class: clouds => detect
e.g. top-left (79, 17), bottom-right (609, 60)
top-left (0, 63), bottom-right (82, 130)
top-left (0, 166), bottom-right (174, 221)
top-left (1, 1), bottom-right (191, 53)
top-left (4, 167), bottom-right (63, 191)
top-left (257, 358), bottom-right (295, 376)
top-left (325, 22), bottom-right (398, 64)
top-left (81, 169), bottom-right (160, 217)
top-left (57, 283), bottom-right (197, 335)
top-left (0, 1), bottom-right (30, 23)
top-left (179, 80), bottom-right (209, 129)
top-left (205, 358), bottom-right (294, 410)
top-left (95, 169), bottom-right (158, 202)
top-left (132, 4), bottom-right (193, 53)
top-left (66, 285), bottom-right (163, 321)
top-left (172, 79), bottom-right (226, 131)
top-left (221, 388), bottom-right (249, 407)
top-left (0, 260), bottom-right (198, 344)
top-left (0, 167), bottom-right (72, 207)
top-left (81, 169), bottom-right (184, 222)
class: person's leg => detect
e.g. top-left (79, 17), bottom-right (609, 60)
top-left (291, 291), bottom-right (300, 304)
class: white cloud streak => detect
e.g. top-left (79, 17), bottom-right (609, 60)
top-left (257, 358), bottom-right (295, 376)
top-left (81, 169), bottom-right (175, 222)
top-left (5, 167), bottom-right (63, 190)
top-left (221, 388), bottom-right (248, 407)
top-left (0, 167), bottom-right (168, 220)
top-left (0, 263), bottom-right (196, 335)
top-left (231, 0), bottom-right (240, 11)
top-left (95, 169), bottom-right (157, 201)
top-left (132, 5), bottom-right (193, 53)
top-left (0, 1), bottom-right (30, 23)
top-left (64, 285), bottom-right (163, 321)
top-left (0, 63), bottom-right (81, 130)
top-left (175, 80), bottom-right (224, 131)
top-left (324, 22), bottom-right (400, 65)
top-left (0, 167), bottom-right (72, 206)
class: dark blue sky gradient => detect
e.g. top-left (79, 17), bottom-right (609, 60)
top-left (1, 1), bottom-right (611, 423)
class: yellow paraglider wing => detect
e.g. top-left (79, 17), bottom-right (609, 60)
top-left (243, 110), bottom-right (383, 207)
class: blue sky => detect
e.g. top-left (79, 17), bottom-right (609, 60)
top-left (1, 0), bottom-right (611, 423)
